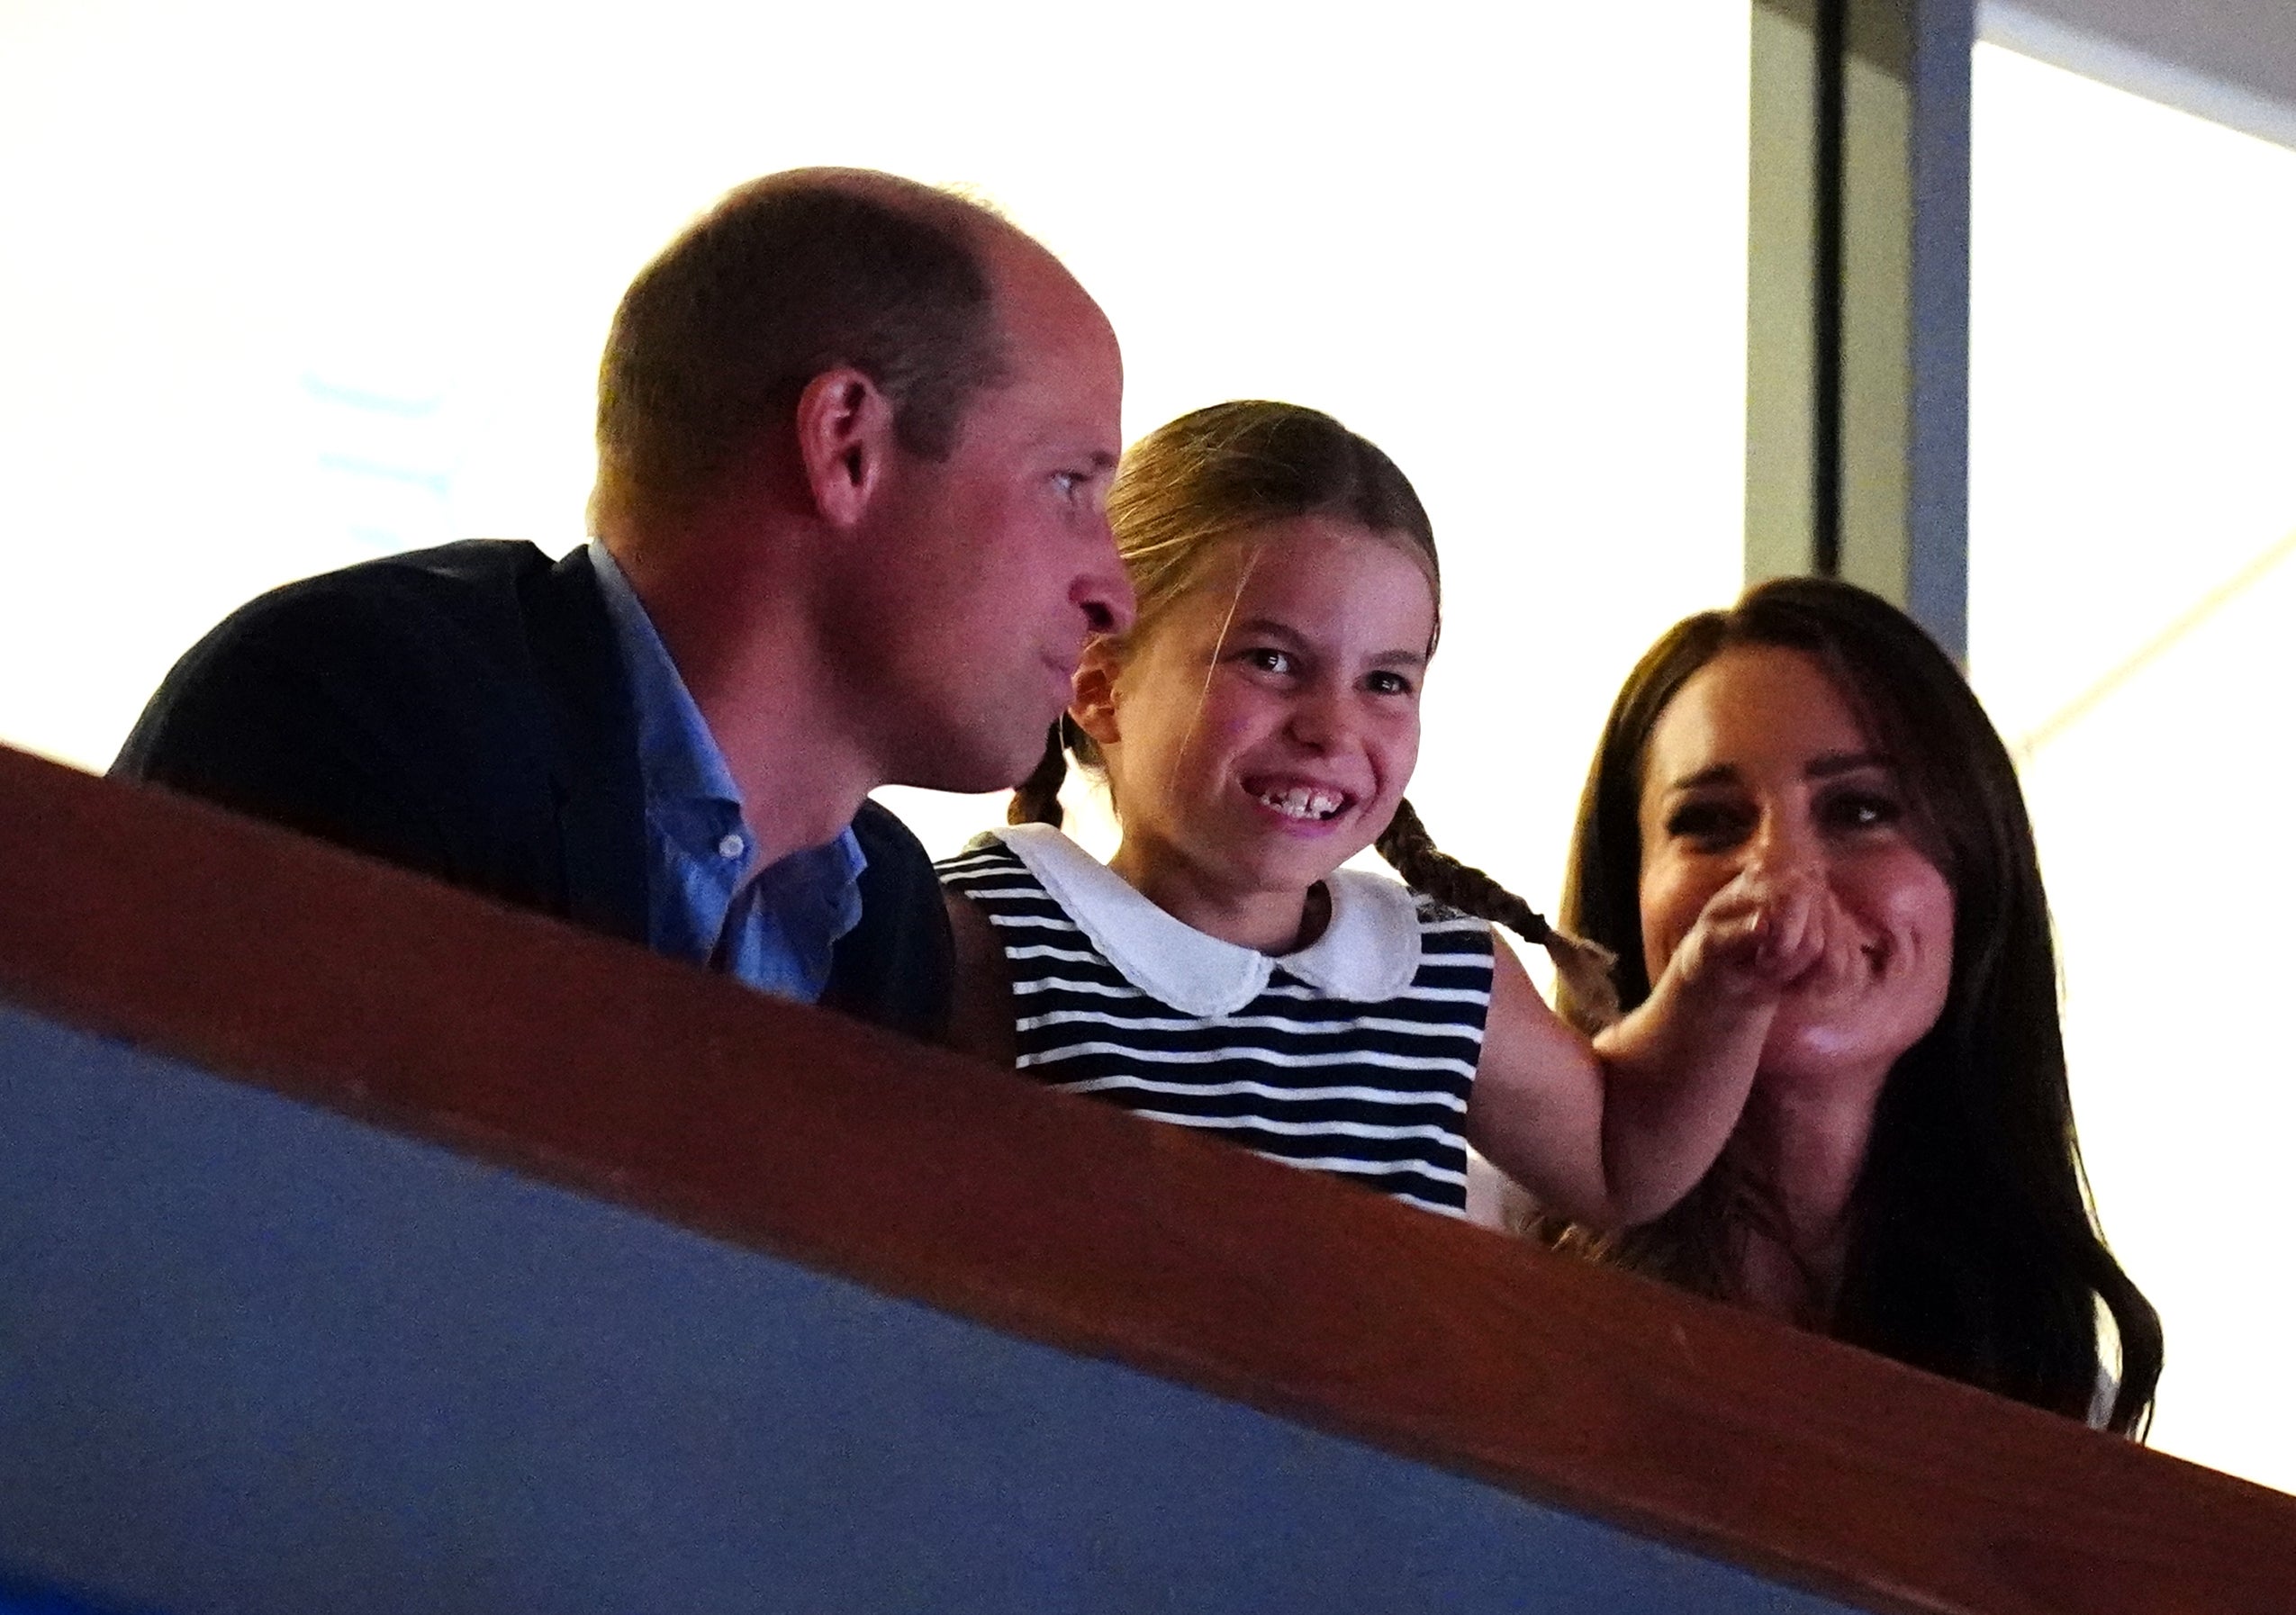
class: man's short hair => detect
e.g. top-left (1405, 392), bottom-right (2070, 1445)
top-left (591, 173), bottom-right (1010, 532)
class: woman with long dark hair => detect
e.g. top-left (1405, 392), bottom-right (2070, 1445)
top-left (1542, 575), bottom-right (2161, 1434)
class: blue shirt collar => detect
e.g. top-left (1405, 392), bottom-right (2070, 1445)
top-left (589, 540), bottom-right (869, 1002)
top-left (589, 540), bottom-right (743, 814)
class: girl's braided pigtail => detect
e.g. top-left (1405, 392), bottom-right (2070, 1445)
top-left (1008, 721), bottom-right (1072, 827)
top-left (1374, 798), bottom-right (1622, 1029)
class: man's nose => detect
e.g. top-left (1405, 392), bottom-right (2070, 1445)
top-left (1074, 512), bottom-right (1135, 637)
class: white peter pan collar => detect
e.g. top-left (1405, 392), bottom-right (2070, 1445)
top-left (993, 823), bottom-right (1423, 1015)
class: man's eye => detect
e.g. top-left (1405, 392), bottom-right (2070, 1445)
top-left (1365, 670), bottom-right (1415, 696)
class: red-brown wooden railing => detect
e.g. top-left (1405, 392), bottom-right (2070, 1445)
top-left (0, 741), bottom-right (2289, 1614)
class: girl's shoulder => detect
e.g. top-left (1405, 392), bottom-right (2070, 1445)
top-left (934, 827), bottom-right (1085, 941)
top-left (938, 826), bottom-right (1488, 1012)
top-left (954, 824), bottom-right (1267, 1015)
top-left (934, 827), bottom-right (1036, 886)
top-left (936, 823), bottom-right (1098, 898)
top-left (1370, 875), bottom-right (1486, 933)
top-left (1322, 868), bottom-right (1495, 981)
top-left (1323, 865), bottom-right (1480, 930)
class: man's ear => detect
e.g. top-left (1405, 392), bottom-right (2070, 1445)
top-left (1070, 643), bottom-right (1123, 747)
top-left (793, 366), bottom-right (895, 528)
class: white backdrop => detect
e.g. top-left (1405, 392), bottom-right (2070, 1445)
top-left (1971, 44), bottom-right (2296, 1492)
top-left (0, 0), bottom-right (1749, 916)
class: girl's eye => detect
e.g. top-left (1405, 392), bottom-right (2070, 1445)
top-left (1050, 469), bottom-right (1090, 500)
top-left (1242, 647), bottom-right (1294, 675)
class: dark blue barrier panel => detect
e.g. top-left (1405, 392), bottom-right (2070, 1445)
top-left (0, 1577), bottom-right (153, 1615)
top-left (0, 1002), bottom-right (1855, 1615)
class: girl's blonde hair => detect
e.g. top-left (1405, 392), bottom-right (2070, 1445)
top-left (1009, 400), bottom-right (1616, 1020)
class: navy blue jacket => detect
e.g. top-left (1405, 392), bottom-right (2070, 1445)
top-left (113, 540), bottom-right (953, 1042)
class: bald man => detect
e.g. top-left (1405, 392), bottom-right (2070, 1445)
top-left (115, 171), bottom-right (1135, 1039)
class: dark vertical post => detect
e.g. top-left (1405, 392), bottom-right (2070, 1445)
top-left (1747, 0), bottom-right (1973, 661)
top-left (1904, 0), bottom-right (1974, 657)
top-left (1811, 0), bottom-right (1848, 579)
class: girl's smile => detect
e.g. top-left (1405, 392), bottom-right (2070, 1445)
top-left (1243, 777), bottom-right (1352, 828)
top-left (1072, 514), bottom-right (1438, 952)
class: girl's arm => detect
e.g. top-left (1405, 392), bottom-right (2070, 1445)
top-left (940, 889), bottom-right (1018, 1067)
top-left (1465, 872), bottom-right (1836, 1228)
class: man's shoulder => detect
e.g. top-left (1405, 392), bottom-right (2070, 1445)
top-left (143, 540), bottom-right (603, 720)
top-left (115, 538), bottom-right (610, 786)
top-left (827, 800), bottom-right (955, 1043)
top-left (851, 798), bottom-right (933, 872)
top-left (210, 539), bottom-right (567, 647)
top-left (848, 798), bottom-right (947, 938)
top-left (112, 538), bottom-right (635, 931)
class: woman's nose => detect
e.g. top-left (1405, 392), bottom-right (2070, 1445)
top-left (1747, 808), bottom-right (1822, 878)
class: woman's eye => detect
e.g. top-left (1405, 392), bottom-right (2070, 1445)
top-left (1242, 647), bottom-right (1293, 675)
top-left (1050, 469), bottom-right (1090, 500)
top-left (1664, 801), bottom-right (1750, 847)
top-left (1825, 790), bottom-right (1901, 832)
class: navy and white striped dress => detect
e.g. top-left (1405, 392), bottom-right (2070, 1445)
top-left (937, 825), bottom-right (1496, 1215)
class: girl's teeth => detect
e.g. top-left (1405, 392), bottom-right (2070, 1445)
top-left (1256, 786), bottom-right (1344, 819)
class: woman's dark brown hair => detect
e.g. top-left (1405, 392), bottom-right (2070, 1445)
top-left (1554, 574), bottom-right (2161, 1435)
top-left (1011, 399), bottom-right (1613, 1009)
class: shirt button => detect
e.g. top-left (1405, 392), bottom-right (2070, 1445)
top-left (717, 834), bottom-right (746, 861)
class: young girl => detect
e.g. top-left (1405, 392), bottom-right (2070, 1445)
top-left (937, 401), bottom-right (1849, 1224)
